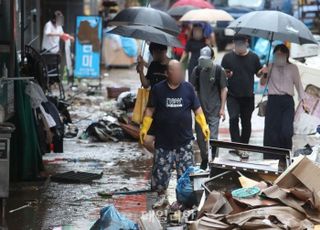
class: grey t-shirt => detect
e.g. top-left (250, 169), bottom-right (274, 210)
top-left (190, 64), bottom-right (227, 116)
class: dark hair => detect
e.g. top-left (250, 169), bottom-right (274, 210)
top-left (233, 34), bottom-right (249, 41)
top-left (273, 44), bottom-right (290, 63)
top-left (149, 43), bottom-right (167, 55)
top-left (51, 10), bottom-right (63, 24)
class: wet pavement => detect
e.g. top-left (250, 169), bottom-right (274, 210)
top-left (1, 61), bottom-right (319, 229)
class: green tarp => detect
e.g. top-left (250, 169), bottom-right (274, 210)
top-left (1, 0), bottom-right (44, 181)
top-left (10, 76), bottom-right (44, 181)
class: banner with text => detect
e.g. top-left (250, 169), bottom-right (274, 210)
top-left (74, 16), bottom-right (102, 78)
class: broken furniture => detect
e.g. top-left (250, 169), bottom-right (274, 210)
top-left (209, 140), bottom-right (291, 178)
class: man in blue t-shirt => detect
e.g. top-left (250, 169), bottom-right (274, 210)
top-left (139, 60), bottom-right (210, 208)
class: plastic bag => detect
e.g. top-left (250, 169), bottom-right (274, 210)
top-left (132, 88), bottom-right (150, 124)
top-left (294, 112), bottom-right (320, 135)
top-left (90, 204), bottom-right (138, 230)
top-left (176, 166), bottom-right (202, 207)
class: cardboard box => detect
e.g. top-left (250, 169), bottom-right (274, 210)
top-left (275, 156), bottom-right (320, 209)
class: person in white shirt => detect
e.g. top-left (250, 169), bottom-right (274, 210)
top-left (42, 11), bottom-right (74, 54)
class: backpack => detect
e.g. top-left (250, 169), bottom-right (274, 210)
top-left (194, 65), bottom-right (222, 93)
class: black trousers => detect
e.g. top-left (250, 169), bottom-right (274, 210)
top-left (227, 95), bottom-right (255, 144)
top-left (264, 95), bottom-right (294, 150)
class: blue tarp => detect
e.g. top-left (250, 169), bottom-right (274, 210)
top-left (176, 166), bottom-right (203, 207)
top-left (90, 205), bottom-right (138, 230)
top-left (120, 37), bottom-right (138, 58)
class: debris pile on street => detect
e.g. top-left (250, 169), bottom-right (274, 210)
top-left (185, 156), bottom-right (320, 229)
top-left (63, 85), bottom-right (141, 144)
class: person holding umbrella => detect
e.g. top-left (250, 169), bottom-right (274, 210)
top-left (136, 43), bottom-right (170, 153)
top-left (262, 44), bottom-right (307, 150)
top-left (221, 34), bottom-right (267, 148)
top-left (140, 60), bottom-right (210, 208)
top-left (136, 43), bottom-right (169, 89)
top-left (226, 10), bottom-right (317, 156)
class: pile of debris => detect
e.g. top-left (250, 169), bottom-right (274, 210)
top-left (190, 156), bottom-right (320, 229)
top-left (141, 141), bottom-right (320, 229)
top-left (65, 87), bottom-right (141, 143)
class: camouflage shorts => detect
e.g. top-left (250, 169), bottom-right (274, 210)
top-left (151, 143), bottom-right (194, 192)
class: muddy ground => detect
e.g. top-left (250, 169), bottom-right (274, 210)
top-left (1, 64), bottom-right (319, 230)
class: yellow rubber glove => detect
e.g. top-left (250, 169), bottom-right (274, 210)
top-left (195, 113), bottom-right (210, 141)
top-left (140, 116), bottom-right (153, 144)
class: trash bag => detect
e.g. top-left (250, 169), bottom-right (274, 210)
top-left (117, 91), bottom-right (136, 111)
top-left (294, 112), bottom-right (320, 135)
top-left (132, 88), bottom-right (150, 124)
top-left (176, 166), bottom-right (202, 208)
top-left (90, 204), bottom-right (138, 230)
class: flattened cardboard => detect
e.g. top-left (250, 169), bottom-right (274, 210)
top-left (274, 156), bottom-right (304, 188)
top-left (292, 157), bottom-right (320, 192)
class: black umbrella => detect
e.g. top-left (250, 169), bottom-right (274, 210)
top-left (108, 25), bottom-right (183, 48)
top-left (168, 5), bottom-right (199, 17)
top-left (109, 7), bottom-right (180, 36)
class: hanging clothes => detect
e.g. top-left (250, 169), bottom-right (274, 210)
top-left (25, 81), bottom-right (48, 109)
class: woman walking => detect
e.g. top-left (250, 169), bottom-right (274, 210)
top-left (263, 44), bottom-right (307, 150)
top-left (180, 24), bottom-right (210, 78)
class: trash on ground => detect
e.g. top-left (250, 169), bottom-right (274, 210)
top-left (90, 204), bottom-right (138, 230)
top-left (188, 156), bottom-right (320, 229)
top-left (139, 210), bottom-right (162, 230)
top-left (51, 171), bottom-right (103, 183)
top-left (176, 166), bottom-right (203, 208)
top-left (98, 188), bottom-right (151, 198)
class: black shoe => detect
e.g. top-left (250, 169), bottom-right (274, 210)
top-left (200, 160), bottom-right (208, 170)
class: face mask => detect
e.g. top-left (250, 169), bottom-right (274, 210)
top-left (274, 55), bottom-right (287, 66)
top-left (56, 16), bottom-right (64, 26)
top-left (199, 59), bottom-right (213, 69)
top-left (193, 29), bottom-right (203, 40)
top-left (234, 41), bottom-right (247, 54)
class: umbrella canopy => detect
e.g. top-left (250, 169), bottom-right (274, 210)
top-left (228, 10), bottom-right (317, 45)
top-left (109, 7), bottom-right (179, 36)
top-left (180, 9), bottom-right (234, 23)
top-left (171, 0), bottom-right (214, 9)
top-left (108, 25), bottom-right (183, 48)
top-left (168, 5), bottom-right (199, 17)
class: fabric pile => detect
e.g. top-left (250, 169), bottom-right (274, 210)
top-left (25, 81), bottom-right (67, 153)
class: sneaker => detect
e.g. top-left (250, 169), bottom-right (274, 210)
top-left (152, 194), bottom-right (169, 209)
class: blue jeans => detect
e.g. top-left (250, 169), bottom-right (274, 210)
top-left (151, 143), bottom-right (194, 192)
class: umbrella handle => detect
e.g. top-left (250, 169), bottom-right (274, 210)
top-left (266, 32), bottom-right (274, 66)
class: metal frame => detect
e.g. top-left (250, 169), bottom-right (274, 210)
top-left (209, 140), bottom-right (291, 175)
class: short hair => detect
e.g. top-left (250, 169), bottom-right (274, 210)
top-left (149, 43), bottom-right (167, 55)
top-left (233, 34), bottom-right (249, 41)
